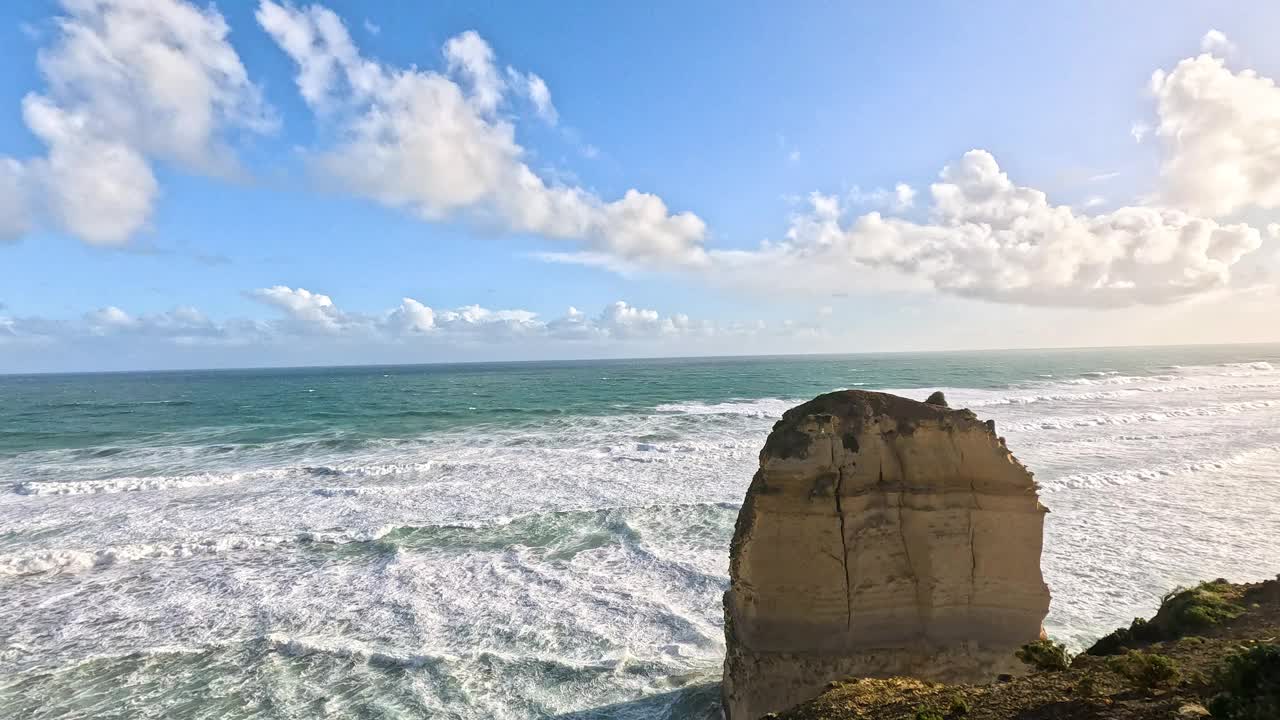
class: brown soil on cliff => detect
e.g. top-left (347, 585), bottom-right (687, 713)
top-left (772, 577), bottom-right (1280, 720)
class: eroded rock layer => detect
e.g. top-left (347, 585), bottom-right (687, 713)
top-left (722, 390), bottom-right (1050, 720)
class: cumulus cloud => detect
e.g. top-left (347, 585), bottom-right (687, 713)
top-left (22, 96), bottom-right (159, 245)
top-left (248, 285), bottom-right (350, 334)
top-left (6, 0), bottom-right (274, 245)
top-left (256, 1), bottom-right (705, 266)
top-left (1150, 36), bottom-right (1280, 216)
top-left (385, 297), bottom-right (436, 334)
top-left (719, 151), bottom-right (1264, 306)
top-left (691, 33), bottom-right (1280, 308)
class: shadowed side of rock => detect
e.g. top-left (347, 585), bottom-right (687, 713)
top-left (722, 390), bottom-right (1050, 720)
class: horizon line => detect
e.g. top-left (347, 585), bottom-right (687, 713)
top-left (3, 339), bottom-right (1278, 378)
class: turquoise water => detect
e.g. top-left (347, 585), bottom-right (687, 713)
top-left (6, 345), bottom-right (1274, 452)
top-left (2, 346), bottom-right (1280, 718)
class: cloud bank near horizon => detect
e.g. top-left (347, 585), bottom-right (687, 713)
top-left (0, 287), bottom-right (806, 352)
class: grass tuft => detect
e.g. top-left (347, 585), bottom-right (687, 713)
top-left (1107, 650), bottom-right (1180, 691)
top-left (1016, 639), bottom-right (1072, 672)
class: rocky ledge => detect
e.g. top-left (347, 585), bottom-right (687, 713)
top-left (773, 576), bottom-right (1280, 720)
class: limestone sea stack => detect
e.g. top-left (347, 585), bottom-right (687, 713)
top-left (722, 390), bottom-right (1051, 719)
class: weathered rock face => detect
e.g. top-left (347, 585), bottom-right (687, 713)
top-left (722, 390), bottom-right (1050, 720)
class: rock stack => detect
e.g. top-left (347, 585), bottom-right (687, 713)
top-left (722, 390), bottom-right (1051, 719)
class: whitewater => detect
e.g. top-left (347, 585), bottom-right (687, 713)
top-left (1, 347), bottom-right (1278, 719)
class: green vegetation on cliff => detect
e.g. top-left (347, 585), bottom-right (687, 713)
top-left (772, 576), bottom-right (1280, 720)
top-left (1087, 579), bottom-right (1246, 656)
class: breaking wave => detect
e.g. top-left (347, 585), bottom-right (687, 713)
top-left (0, 502), bottom-right (739, 578)
top-left (1001, 399), bottom-right (1280, 432)
top-left (1041, 446), bottom-right (1280, 492)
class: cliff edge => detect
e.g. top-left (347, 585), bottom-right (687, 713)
top-left (722, 390), bottom-right (1051, 719)
top-left (774, 576), bottom-right (1280, 720)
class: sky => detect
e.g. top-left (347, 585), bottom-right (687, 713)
top-left (3, 0), bottom-right (1280, 372)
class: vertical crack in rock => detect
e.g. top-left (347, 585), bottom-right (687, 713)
top-left (894, 484), bottom-right (924, 638)
top-left (829, 427), bottom-right (853, 630)
top-left (886, 434), bottom-right (925, 639)
top-left (950, 432), bottom-right (978, 614)
top-left (968, 462), bottom-right (979, 615)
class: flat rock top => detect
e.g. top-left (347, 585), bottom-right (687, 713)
top-left (761, 390), bottom-right (986, 461)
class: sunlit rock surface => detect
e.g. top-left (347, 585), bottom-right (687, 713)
top-left (722, 390), bottom-right (1051, 720)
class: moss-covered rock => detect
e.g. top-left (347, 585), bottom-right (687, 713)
top-left (1086, 580), bottom-right (1245, 656)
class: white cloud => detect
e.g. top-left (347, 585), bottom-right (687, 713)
top-left (385, 297), bottom-right (436, 334)
top-left (432, 304), bottom-right (543, 340)
top-left (256, 1), bottom-right (706, 267)
top-left (254, 290), bottom-right (720, 343)
top-left (1130, 122), bottom-right (1150, 143)
top-left (6, 0), bottom-right (274, 245)
top-left (893, 182), bottom-right (915, 209)
top-left (3, 289), bottom-right (751, 350)
top-left (443, 30), bottom-right (505, 115)
top-left (1150, 41), bottom-right (1280, 216)
top-left (691, 34), bottom-right (1280, 308)
top-left (83, 304), bottom-right (232, 341)
top-left (249, 285), bottom-right (351, 334)
top-left (39, 0), bottom-right (274, 171)
top-left (596, 300), bottom-right (672, 339)
top-left (1200, 29), bottom-right (1235, 55)
top-left (22, 95), bottom-right (158, 245)
top-left (723, 150), bottom-right (1264, 307)
top-left (85, 305), bottom-right (137, 332)
top-left (250, 286), bottom-right (702, 342)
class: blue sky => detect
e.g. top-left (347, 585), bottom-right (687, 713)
top-left (2, 0), bottom-right (1280, 372)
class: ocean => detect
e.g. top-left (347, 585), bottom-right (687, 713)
top-left (2, 345), bottom-right (1279, 719)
